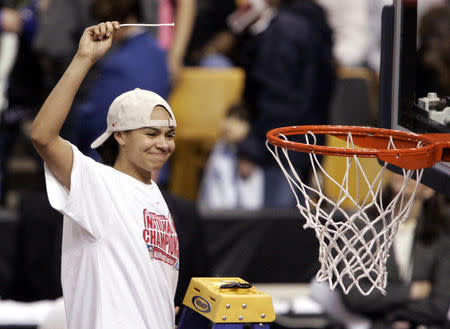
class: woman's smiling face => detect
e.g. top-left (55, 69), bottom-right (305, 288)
top-left (114, 105), bottom-right (176, 182)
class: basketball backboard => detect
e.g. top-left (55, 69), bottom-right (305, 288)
top-left (379, 0), bottom-right (450, 195)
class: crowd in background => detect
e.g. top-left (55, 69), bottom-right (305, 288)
top-left (0, 0), bottom-right (449, 328)
top-left (0, 0), bottom-right (449, 210)
top-left (0, 0), bottom-right (449, 209)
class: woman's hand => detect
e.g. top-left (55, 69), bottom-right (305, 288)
top-left (76, 21), bottom-right (120, 64)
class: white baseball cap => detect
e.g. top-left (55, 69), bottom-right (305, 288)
top-left (91, 88), bottom-right (177, 149)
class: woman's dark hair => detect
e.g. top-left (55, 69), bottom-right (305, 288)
top-left (96, 135), bottom-right (119, 167)
top-left (90, 0), bottom-right (142, 23)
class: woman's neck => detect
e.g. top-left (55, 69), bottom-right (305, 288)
top-left (113, 158), bottom-right (152, 185)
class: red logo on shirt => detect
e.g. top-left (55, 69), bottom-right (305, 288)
top-left (142, 210), bottom-right (179, 269)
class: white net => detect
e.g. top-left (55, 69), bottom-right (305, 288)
top-left (266, 131), bottom-right (424, 295)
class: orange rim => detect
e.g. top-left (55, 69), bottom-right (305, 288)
top-left (266, 125), bottom-right (450, 170)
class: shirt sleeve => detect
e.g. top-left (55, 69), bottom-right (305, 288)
top-left (44, 142), bottom-right (112, 241)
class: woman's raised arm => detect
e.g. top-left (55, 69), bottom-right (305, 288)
top-left (30, 21), bottom-right (119, 189)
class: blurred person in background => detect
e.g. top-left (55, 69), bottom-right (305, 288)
top-left (340, 174), bottom-right (450, 329)
top-left (0, 0), bottom-right (47, 205)
top-left (416, 4), bottom-right (450, 99)
top-left (34, 0), bottom-right (195, 87)
top-left (184, 0), bottom-right (237, 68)
top-left (198, 103), bottom-right (263, 210)
top-left (0, 1), bottom-right (20, 113)
top-left (235, 0), bottom-right (336, 208)
top-left (33, 0), bottom-right (94, 103)
top-left (316, 0), bottom-right (370, 68)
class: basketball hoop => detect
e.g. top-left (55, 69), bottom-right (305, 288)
top-left (266, 125), bottom-right (449, 295)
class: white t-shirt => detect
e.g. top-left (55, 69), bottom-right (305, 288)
top-left (44, 143), bottom-right (179, 329)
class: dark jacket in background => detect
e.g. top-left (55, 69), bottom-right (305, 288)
top-left (238, 0), bottom-right (335, 167)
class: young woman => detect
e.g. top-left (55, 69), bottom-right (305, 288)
top-left (31, 22), bottom-right (179, 329)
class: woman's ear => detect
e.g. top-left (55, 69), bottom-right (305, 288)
top-left (114, 131), bottom-right (126, 146)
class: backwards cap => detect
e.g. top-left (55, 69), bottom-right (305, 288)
top-left (91, 88), bottom-right (176, 149)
